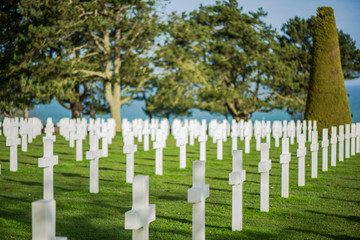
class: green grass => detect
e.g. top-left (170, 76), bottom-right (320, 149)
top-left (0, 133), bottom-right (359, 239)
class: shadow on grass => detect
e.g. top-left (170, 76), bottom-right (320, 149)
top-left (306, 210), bottom-right (360, 223)
top-left (288, 227), bottom-right (360, 240)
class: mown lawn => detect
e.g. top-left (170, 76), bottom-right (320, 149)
top-left (0, 132), bottom-right (359, 239)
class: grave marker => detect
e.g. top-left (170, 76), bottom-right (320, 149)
top-left (198, 126), bottom-right (207, 161)
top-left (297, 134), bottom-right (306, 186)
top-left (188, 160), bottom-right (209, 240)
top-left (356, 123), bottom-right (360, 153)
top-left (176, 128), bottom-right (187, 169)
top-left (86, 134), bottom-right (102, 193)
top-left (125, 175), bottom-right (155, 240)
top-left (123, 132), bottom-right (137, 183)
top-left (6, 124), bottom-right (21, 172)
top-left (258, 143), bottom-right (271, 212)
top-left (351, 123), bottom-right (356, 156)
top-left (153, 129), bottom-right (164, 175)
top-left (330, 127), bottom-right (337, 167)
top-left (229, 150), bottom-right (246, 231)
top-left (345, 124), bottom-right (350, 159)
top-left (321, 128), bottom-right (329, 172)
top-left (280, 137), bottom-right (291, 198)
top-left (32, 200), bottom-right (67, 240)
top-left (310, 130), bottom-right (318, 178)
top-left (338, 125), bottom-right (344, 162)
top-left (38, 135), bottom-right (58, 200)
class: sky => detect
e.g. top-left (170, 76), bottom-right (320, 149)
top-left (164, 0), bottom-right (360, 86)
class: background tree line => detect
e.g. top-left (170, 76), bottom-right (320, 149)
top-left (1, 0), bottom-right (359, 130)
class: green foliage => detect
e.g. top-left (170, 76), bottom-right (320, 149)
top-left (153, 0), bottom-right (293, 121)
top-left (280, 14), bottom-right (360, 117)
top-left (0, 133), bottom-right (359, 239)
top-left (305, 7), bottom-right (352, 130)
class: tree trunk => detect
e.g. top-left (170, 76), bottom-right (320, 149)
top-left (71, 102), bottom-right (82, 119)
top-left (23, 107), bottom-right (29, 118)
top-left (105, 82), bottom-right (122, 132)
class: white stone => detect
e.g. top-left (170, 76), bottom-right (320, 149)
top-left (176, 128), bottom-right (187, 169)
top-left (244, 121), bottom-right (252, 154)
top-left (258, 143), bottom-right (271, 212)
top-left (345, 124), bottom-right (351, 159)
top-left (32, 200), bottom-right (67, 240)
top-left (330, 126), bottom-right (337, 167)
top-left (125, 175), bottom-right (155, 240)
top-left (214, 127), bottom-right (224, 160)
top-left (19, 119), bottom-right (28, 152)
top-left (280, 137), bottom-right (291, 198)
top-left (143, 120), bottom-right (150, 151)
top-left (231, 120), bottom-right (238, 151)
top-left (321, 128), bottom-right (329, 172)
top-left (265, 121), bottom-right (271, 148)
top-left (6, 123), bottom-right (21, 172)
top-left (288, 120), bottom-right (296, 145)
top-left (297, 134), bottom-right (306, 186)
top-left (308, 120), bottom-right (312, 142)
top-left (153, 129), bottom-right (164, 175)
top-left (86, 134), bottom-right (102, 193)
top-left (310, 130), bottom-right (318, 178)
top-left (123, 132), bottom-right (137, 183)
top-left (254, 120), bottom-right (262, 151)
top-left (229, 150), bottom-right (246, 231)
top-left (282, 120), bottom-right (288, 138)
top-left (338, 125), bottom-right (344, 162)
top-left (39, 135), bottom-right (58, 200)
top-left (351, 123), bottom-right (356, 156)
top-left (188, 160), bottom-right (209, 240)
top-left (198, 126), bottom-right (208, 161)
top-left (239, 120), bottom-right (245, 141)
top-left (272, 121), bottom-right (282, 147)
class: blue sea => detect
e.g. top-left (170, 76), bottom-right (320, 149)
top-left (30, 84), bottom-right (360, 125)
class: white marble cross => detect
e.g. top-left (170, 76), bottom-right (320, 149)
top-left (214, 127), bottom-right (224, 160)
top-left (143, 120), bottom-right (150, 151)
top-left (356, 123), bottom-right (360, 153)
top-left (310, 130), bottom-right (318, 178)
top-left (229, 150), bottom-right (246, 231)
top-left (280, 137), bottom-right (291, 198)
top-left (297, 134), bottom-right (306, 186)
top-left (351, 123), bottom-right (356, 156)
top-left (32, 200), bottom-right (67, 240)
top-left (6, 124), bottom-right (21, 172)
top-left (39, 135), bottom-right (58, 200)
top-left (321, 128), bottom-right (329, 172)
top-left (100, 122), bottom-right (109, 158)
top-left (68, 120), bottom-right (76, 148)
top-left (345, 124), bottom-right (351, 159)
top-left (308, 120), bottom-right (312, 142)
top-left (254, 121), bottom-right (262, 151)
top-left (231, 121), bottom-right (238, 151)
top-left (283, 120), bottom-right (288, 138)
top-left (239, 120), bottom-right (245, 141)
top-left (19, 119), bottom-right (28, 152)
top-left (244, 121), bottom-right (252, 154)
top-left (125, 175), bottom-right (156, 240)
top-left (258, 143), bottom-right (271, 212)
top-left (86, 134), bottom-right (102, 193)
top-left (176, 128), bottom-right (187, 169)
top-left (74, 129), bottom-right (83, 161)
top-left (153, 129), bottom-right (164, 175)
top-left (188, 160), bottom-right (209, 240)
top-left (198, 126), bottom-right (208, 161)
top-left (330, 126), bottom-right (337, 167)
top-left (265, 121), bottom-right (271, 148)
top-left (288, 120), bottom-right (296, 145)
top-left (123, 132), bottom-right (138, 183)
top-left (338, 125), bottom-right (344, 162)
top-left (272, 121), bottom-right (282, 147)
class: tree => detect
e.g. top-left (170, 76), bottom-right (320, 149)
top-left (70, 0), bottom-right (161, 131)
top-left (304, 7), bottom-right (352, 130)
top-left (156, 0), bottom-right (292, 121)
top-left (280, 15), bottom-right (360, 116)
